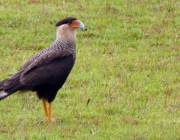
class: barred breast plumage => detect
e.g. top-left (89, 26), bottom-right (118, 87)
top-left (0, 17), bottom-right (84, 121)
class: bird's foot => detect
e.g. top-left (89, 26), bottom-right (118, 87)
top-left (43, 117), bottom-right (56, 122)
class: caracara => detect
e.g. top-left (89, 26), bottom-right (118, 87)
top-left (0, 17), bottom-right (84, 121)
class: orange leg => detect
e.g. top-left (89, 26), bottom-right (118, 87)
top-left (42, 98), bottom-right (48, 120)
top-left (48, 102), bottom-right (55, 121)
top-left (48, 102), bottom-right (52, 121)
top-left (42, 98), bottom-right (54, 122)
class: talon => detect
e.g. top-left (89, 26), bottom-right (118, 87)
top-left (43, 117), bottom-right (49, 122)
top-left (43, 117), bottom-right (55, 122)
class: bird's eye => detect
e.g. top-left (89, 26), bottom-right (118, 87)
top-left (69, 21), bottom-right (73, 24)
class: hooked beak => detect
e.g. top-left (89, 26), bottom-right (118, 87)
top-left (78, 21), bottom-right (85, 29)
top-left (69, 20), bottom-right (85, 29)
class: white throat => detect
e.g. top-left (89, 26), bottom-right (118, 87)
top-left (56, 24), bottom-right (76, 42)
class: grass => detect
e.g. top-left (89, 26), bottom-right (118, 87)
top-left (0, 0), bottom-right (180, 139)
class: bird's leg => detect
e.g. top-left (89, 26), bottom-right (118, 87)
top-left (42, 99), bottom-right (55, 122)
top-left (47, 102), bottom-right (55, 121)
top-left (48, 102), bottom-right (52, 121)
top-left (42, 98), bottom-right (48, 120)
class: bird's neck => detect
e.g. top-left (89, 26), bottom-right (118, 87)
top-left (56, 25), bottom-right (76, 43)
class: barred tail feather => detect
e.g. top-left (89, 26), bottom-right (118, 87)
top-left (0, 71), bottom-right (23, 100)
top-left (0, 79), bottom-right (21, 100)
top-left (0, 79), bottom-right (9, 100)
top-left (0, 90), bottom-right (9, 100)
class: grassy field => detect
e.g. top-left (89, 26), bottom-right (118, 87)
top-left (0, 0), bottom-right (180, 139)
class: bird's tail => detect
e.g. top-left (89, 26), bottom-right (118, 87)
top-left (0, 71), bottom-right (23, 100)
top-left (0, 79), bottom-right (9, 100)
top-left (0, 90), bottom-right (9, 100)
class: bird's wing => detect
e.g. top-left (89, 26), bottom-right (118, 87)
top-left (20, 50), bottom-right (74, 86)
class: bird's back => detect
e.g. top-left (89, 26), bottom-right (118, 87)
top-left (0, 16), bottom-right (84, 105)
top-left (0, 38), bottom-right (76, 101)
top-left (20, 39), bottom-right (76, 70)
top-left (0, 17), bottom-right (84, 121)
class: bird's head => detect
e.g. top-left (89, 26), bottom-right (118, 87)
top-left (56, 17), bottom-right (84, 41)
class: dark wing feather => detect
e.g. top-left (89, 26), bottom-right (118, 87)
top-left (20, 50), bottom-right (74, 86)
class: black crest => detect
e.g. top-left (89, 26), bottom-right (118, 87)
top-left (56, 17), bottom-right (77, 27)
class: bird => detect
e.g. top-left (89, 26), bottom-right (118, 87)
top-left (0, 17), bottom-right (84, 121)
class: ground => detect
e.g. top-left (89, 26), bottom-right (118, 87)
top-left (0, 0), bottom-right (180, 139)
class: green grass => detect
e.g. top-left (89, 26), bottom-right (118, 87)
top-left (0, 0), bottom-right (180, 139)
